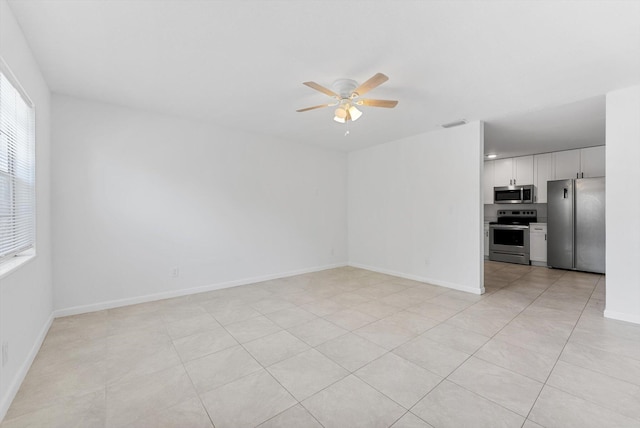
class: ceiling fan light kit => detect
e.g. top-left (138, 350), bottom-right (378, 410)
top-left (333, 107), bottom-right (347, 123)
top-left (297, 73), bottom-right (398, 124)
top-left (348, 105), bottom-right (362, 121)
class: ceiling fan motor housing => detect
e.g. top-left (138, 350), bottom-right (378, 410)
top-left (332, 79), bottom-right (359, 99)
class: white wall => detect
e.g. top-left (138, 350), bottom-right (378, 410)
top-left (52, 95), bottom-right (347, 314)
top-left (0, 0), bottom-right (53, 419)
top-left (348, 122), bottom-right (484, 294)
top-left (605, 85), bottom-right (640, 324)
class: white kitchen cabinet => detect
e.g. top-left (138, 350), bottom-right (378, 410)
top-left (530, 223), bottom-right (547, 266)
top-left (554, 146), bottom-right (605, 180)
top-left (493, 158), bottom-right (513, 187)
top-left (534, 153), bottom-right (554, 203)
top-left (485, 147), bottom-right (603, 206)
top-left (483, 160), bottom-right (494, 204)
top-left (554, 149), bottom-right (582, 180)
top-left (484, 223), bottom-right (490, 259)
top-left (580, 146), bottom-right (605, 178)
top-left (493, 156), bottom-right (533, 187)
top-left (513, 156), bottom-right (534, 186)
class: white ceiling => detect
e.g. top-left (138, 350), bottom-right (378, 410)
top-left (484, 95), bottom-right (606, 159)
top-left (7, 0), bottom-right (640, 152)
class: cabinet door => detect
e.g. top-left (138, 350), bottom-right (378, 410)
top-left (513, 155), bottom-right (534, 186)
top-left (580, 146), bottom-right (605, 178)
top-left (530, 231), bottom-right (547, 262)
top-left (554, 149), bottom-right (581, 180)
top-left (534, 153), bottom-right (554, 203)
top-left (483, 161), bottom-right (494, 204)
top-left (493, 158), bottom-right (514, 187)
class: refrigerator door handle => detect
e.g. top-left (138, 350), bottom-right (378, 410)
top-left (564, 188), bottom-right (569, 199)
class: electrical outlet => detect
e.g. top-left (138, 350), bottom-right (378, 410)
top-left (2, 342), bottom-right (8, 367)
top-left (330, 247), bottom-right (335, 256)
top-left (424, 258), bottom-right (430, 266)
top-left (170, 267), bottom-right (180, 278)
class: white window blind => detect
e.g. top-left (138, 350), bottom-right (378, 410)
top-left (0, 65), bottom-right (35, 262)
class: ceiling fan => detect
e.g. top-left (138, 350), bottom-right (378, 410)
top-left (296, 73), bottom-right (398, 123)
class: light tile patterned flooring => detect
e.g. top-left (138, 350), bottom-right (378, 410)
top-left (3, 261), bottom-right (640, 427)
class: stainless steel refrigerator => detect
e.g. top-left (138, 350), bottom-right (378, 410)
top-left (547, 177), bottom-right (605, 273)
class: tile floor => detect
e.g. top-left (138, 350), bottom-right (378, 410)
top-left (2, 261), bottom-right (640, 427)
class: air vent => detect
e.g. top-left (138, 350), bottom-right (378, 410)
top-left (442, 119), bottom-right (467, 128)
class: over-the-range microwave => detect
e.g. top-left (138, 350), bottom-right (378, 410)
top-left (494, 185), bottom-right (534, 204)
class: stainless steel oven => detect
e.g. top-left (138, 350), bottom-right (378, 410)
top-left (490, 224), bottom-right (531, 265)
top-left (489, 210), bottom-right (537, 265)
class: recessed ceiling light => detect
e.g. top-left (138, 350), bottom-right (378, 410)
top-left (486, 154), bottom-right (497, 159)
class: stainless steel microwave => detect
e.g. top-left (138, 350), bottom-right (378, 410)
top-left (494, 185), bottom-right (534, 204)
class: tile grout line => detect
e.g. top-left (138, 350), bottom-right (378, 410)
top-left (397, 265), bottom-right (536, 424)
top-left (528, 274), bottom-right (640, 424)
top-left (176, 344), bottom-right (218, 428)
top-left (400, 265), bottom-right (567, 425)
top-left (245, 276), bottom-right (446, 427)
top-left (339, 264), bottom-right (536, 426)
top-left (271, 279), bottom-right (421, 426)
top-left (202, 320), bottom-right (299, 426)
top-left (522, 270), bottom-right (603, 425)
top-left (200, 275), bottom-right (367, 427)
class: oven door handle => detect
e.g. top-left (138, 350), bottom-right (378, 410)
top-left (490, 225), bottom-right (530, 230)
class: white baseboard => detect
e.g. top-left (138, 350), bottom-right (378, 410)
top-left (604, 309), bottom-right (640, 325)
top-left (54, 262), bottom-right (347, 318)
top-left (0, 314), bottom-right (53, 422)
top-left (348, 262), bottom-right (485, 295)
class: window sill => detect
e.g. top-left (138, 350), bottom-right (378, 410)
top-left (0, 250), bottom-right (36, 280)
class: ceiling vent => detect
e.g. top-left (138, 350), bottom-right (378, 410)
top-left (442, 119), bottom-right (467, 128)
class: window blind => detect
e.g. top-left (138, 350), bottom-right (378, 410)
top-left (0, 67), bottom-right (35, 262)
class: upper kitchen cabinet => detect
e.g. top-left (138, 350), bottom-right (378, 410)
top-left (554, 146), bottom-right (605, 179)
top-left (483, 146), bottom-right (604, 205)
top-left (493, 156), bottom-right (534, 187)
top-left (534, 153), bottom-right (554, 203)
top-left (580, 146), bottom-right (605, 178)
top-left (514, 156), bottom-right (534, 185)
top-left (483, 160), bottom-right (494, 204)
top-left (553, 149), bottom-right (581, 180)
top-left (493, 158), bottom-right (513, 187)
